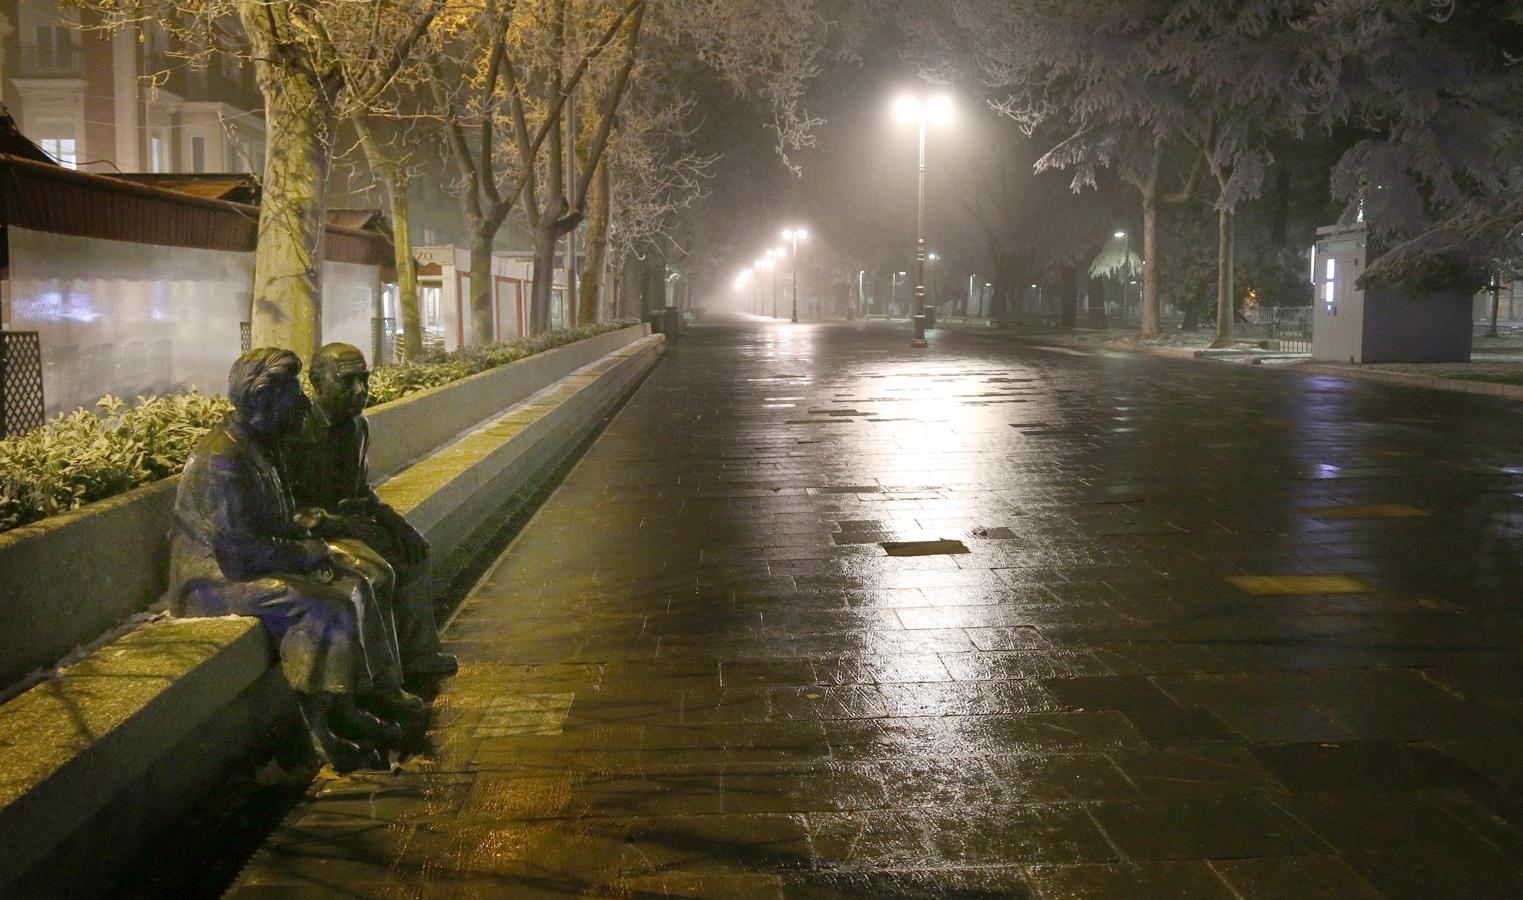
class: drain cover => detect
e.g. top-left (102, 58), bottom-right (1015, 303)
top-left (880, 539), bottom-right (970, 557)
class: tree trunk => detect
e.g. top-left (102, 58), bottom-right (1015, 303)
top-left (387, 169), bottom-right (422, 361)
top-left (354, 119), bottom-right (422, 362)
top-left (469, 230), bottom-right (494, 345)
top-left (241, 3), bottom-right (329, 361)
top-left (1212, 205), bottom-right (1235, 348)
top-left (1140, 193), bottom-right (1160, 338)
top-left (530, 225), bottom-right (558, 333)
top-left (1058, 264), bottom-right (1079, 329)
top-left (578, 155), bottom-right (609, 325)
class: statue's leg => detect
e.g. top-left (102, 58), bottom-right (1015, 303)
top-left (327, 539), bottom-right (425, 718)
top-left (259, 575), bottom-right (375, 695)
top-left (394, 555), bottom-right (456, 677)
top-left (327, 538), bottom-right (405, 686)
top-left (356, 526), bottom-right (456, 678)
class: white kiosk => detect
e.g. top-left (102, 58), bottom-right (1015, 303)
top-left (1311, 223), bottom-right (1473, 363)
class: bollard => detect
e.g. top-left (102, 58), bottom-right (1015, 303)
top-left (911, 314), bottom-right (928, 348)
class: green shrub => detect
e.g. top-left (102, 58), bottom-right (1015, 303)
top-left (0, 320), bottom-right (643, 534)
top-left (0, 390), bottom-right (231, 533)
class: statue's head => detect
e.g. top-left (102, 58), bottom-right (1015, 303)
top-left (309, 343), bottom-right (370, 421)
top-left (228, 347), bottom-right (310, 436)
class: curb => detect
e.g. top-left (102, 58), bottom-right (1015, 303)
top-left (1293, 363), bottom-right (1523, 400)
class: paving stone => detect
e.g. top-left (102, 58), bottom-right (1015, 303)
top-left (1024, 861), bottom-right (1237, 899)
top-left (1209, 855), bottom-right (1382, 899)
top-left (1086, 796), bottom-right (1319, 859)
top-left (223, 319), bottom-right (1523, 895)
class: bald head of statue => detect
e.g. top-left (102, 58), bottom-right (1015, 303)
top-left (309, 343), bottom-right (371, 422)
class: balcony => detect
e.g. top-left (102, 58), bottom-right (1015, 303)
top-left (17, 45), bottom-right (83, 77)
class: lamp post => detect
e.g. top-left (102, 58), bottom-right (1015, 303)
top-left (755, 258), bottom-right (770, 315)
top-left (893, 91), bottom-right (953, 337)
top-left (1114, 230), bottom-right (1130, 319)
top-left (927, 251), bottom-right (939, 316)
top-left (758, 255), bottom-right (776, 318)
top-left (735, 270), bottom-right (751, 308)
top-left (765, 248), bottom-right (784, 318)
top-left (781, 228), bottom-right (807, 322)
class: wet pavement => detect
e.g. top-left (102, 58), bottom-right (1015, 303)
top-left (228, 316), bottom-right (1523, 898)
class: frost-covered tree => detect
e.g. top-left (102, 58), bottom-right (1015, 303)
top-left (909, 0), bottom-right (1204, 339)
top-left (1293, 0), bottom-right (1523, 290)
top-left (914, 0), bottom-right (1310, 345)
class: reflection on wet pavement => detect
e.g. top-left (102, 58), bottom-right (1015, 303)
top-left (229, 317), bottom-right (1523, 898)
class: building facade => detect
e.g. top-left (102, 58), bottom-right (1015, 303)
top-left (0, 1), bottom-right (264, 175)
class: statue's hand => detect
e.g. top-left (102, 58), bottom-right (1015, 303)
top-left (299, 538), bottom-right (334, 573)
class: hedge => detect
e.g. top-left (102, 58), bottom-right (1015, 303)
top-left (0, 320), bottom-right (641, 534)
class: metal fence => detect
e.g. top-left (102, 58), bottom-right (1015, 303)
top-left (239, 321), bottom-right (252, 353)
top-left (372, 316), bottom-right (396, 366)
top-left (0, 331), bottom-right (46, 437)
top-left (1272, 306), bottom-right (1313, 354)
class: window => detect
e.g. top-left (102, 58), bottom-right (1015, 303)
top-left (149, 135), bottom-right (165, 173)
top-left (1323, 258), bottom-right (1337, 312)
top-left (190, 135), bottom-right (206, 173)
top-left (38, 137), bottom-right (77, 169)
top-left (421, 284), bottom-right (443, 331)
top-left (32, 25), bottom-right (74, 69)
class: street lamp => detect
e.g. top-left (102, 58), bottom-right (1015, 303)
top-left (893, 91), bottom-right (953, 336)
top-left (734, 269), bottom-right (751, 313)
top-left (755, 258), bottom-right (770, 315)
top-left (781, 227), bottom-right (807, 322)
top-left (890, 271), bottom-right (908, 319)
top-left (760, 255), bottom-right (777, 318)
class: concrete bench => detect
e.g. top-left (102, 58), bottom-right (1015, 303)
top-left (0, 333), bottom-right (664, 899)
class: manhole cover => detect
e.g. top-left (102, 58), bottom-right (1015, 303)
top-left (880, 539), bottom-right (970, 557)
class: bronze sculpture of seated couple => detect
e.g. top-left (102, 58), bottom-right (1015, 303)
top-left (166, 344), bottom-right (457, 771)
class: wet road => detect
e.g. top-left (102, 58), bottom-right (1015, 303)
top-left (231, 316), bottom-right (1523, 898)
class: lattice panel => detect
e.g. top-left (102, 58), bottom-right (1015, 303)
top-left (0, 331), bottom-right (45, 437)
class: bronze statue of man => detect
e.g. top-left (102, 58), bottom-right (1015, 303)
top-left (288, 342), bottom-right (458, 684)
top-left (166, 347), bottom-right (421, 770)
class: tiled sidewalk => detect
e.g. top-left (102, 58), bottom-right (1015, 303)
top-left (229, 317), bottom-right (1523, 898)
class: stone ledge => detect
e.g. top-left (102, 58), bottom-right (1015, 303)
top-left (0, 617), bottom-right (271, 895)
top-left (0, 333), bottom-right (664, 899)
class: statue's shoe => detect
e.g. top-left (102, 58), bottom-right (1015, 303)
top-left (405, 651), bottom-right (459, 679)
top-left (332, 744), bottom-right (387, 773)
top-left (332, 701), bottom-right (404, 747)
top-left (309, 726), bottom-right (372, 774)
top-left (364, 687), bottom-right (427, 718)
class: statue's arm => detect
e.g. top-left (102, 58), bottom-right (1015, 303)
top-left (207, 456), bottom-right (329, 581)
top-left (356, 418), bottom-right (427, 553)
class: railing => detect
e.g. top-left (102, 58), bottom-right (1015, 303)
top-left (0, 332), bottom-right (46, 437)
top-left (18, 45), bottom-right (82, 76)
top-left (1271, 306), bottom-right (1313, 354)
